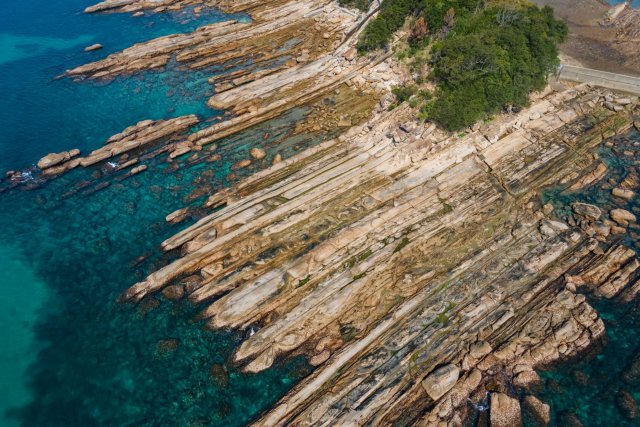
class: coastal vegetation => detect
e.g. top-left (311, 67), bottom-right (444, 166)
top-left (357, 0), bottom-right (568, 130)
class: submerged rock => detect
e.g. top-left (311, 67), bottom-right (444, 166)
top-left (622, 351), bottom-right (640, 384)
top-left (209, 364), bottom-right (229, 388)
top-left (161, 284), bottom-right (185, 300)
top-left (156, 339), bottom-right (179, 355)
top-left (558, 410), bottom-right (584, 427)
top-left (616, 390), bottom-right (639, 419)
top-left (250, 148), bottom-right (266, 160)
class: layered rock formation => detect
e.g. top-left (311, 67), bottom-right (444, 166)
top-left (70, 0), bottom-right (361, 81)
top-left (8, 0), bottom-right (640, 424)
top-left (121, 83), bottom-right (639, 425)
top-left (35, 115), bottom-right (199, 178)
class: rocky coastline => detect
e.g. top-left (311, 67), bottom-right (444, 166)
top-left (122, 80), bottom-right (640, 425)
top-left (3, 0), bottom-right (640, 425)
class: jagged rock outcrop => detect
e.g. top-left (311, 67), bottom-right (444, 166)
top-left (119, 84), bottom-right (639, 425)
top-left (36, 115), bottom-right (198, 178)
top-left (70, 1), bottom-right (361, 81)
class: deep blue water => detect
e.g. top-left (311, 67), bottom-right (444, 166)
top-left (0, 1), bottom-right (317, 426)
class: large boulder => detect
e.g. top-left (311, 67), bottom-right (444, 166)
top-left (611, 209), bottom-right (636, 226)
top-left (421, 364), bottom-right (460, 400)
top-left (513, 370), bottom-right (542, 391)
top-left (612, 187), bottom-right (635, 200)
top-left (522, 395), bottom-right (551, 427)
top-left (571, 202), bottom-right (601, 220)
top-left (250, 147), bottom-right (266, 160)
top-left (490, 393), bottom-right (522, 427)
top-left (616, 390), bottom-right (639, 420)
top-left (37, 149), bottom-right (80, 169)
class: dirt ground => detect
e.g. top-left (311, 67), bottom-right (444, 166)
top-left (533, 0), bottom-right (640, 76)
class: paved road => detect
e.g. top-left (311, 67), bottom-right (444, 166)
top-left (558, 64), bottom-right (640, 96)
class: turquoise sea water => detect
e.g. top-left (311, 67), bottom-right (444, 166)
top-left (539, 129), bottom-right (640, 426)
top-left (0, 1), bottom-right (319, 426)
top-left (1, 1), bottom-right (639, 426)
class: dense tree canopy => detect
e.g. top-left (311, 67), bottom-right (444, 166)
top-left (356, 0), bottom-right (568, 130)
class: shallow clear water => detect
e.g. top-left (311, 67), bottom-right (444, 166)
top-left (3, 1), bottom-right (639, 426)
top-left (0, 1), bottom-right (317, 426)
top-left (539, 128), bottom-right (640, 426)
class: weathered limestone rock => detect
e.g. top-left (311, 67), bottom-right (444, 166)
top-left (470, 341), bottom-right (492, 359)
top-left (490, 393), bottom-right (522, 427)
top-left (161, 285), bottom-right (184, 300)
top-left (421, 364), bottom-right (460, 401)
top-left (567, 162), bottom-right (607, 191)
top-left (38, 116), bottom-right (197, 179)
top-left (103, 55), bottom-right (633, 427)
top-left (513, 370), bottom-right (542, 391)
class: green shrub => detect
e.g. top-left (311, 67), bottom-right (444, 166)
top-left (358, 1), bottom-right (567, 131)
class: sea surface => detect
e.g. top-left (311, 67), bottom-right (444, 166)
top-left (0, 1), bottom-right (317, 426)
top-left (1, 1), bottom-right (639, 427)
top-left (539, 129), bottom-right (640, 426)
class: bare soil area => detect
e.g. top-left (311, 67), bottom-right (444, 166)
top-left (534, 0), bottom-right (640, 76)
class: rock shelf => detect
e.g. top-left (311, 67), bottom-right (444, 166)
top-left (121, 84), bottom-right (640, 424)
top-left (13, 0), bottom-right (640, 424)
top-left (70, 1), bottom-right (360, 81)
top-left (36, 115), bottom-right (199, 177)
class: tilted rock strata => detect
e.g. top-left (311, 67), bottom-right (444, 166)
top-left (122, 85), bottom-right (639, 425)
top-left (84, 0), bottom-right (305, 14)
top-left (70, 1), bottom-right (360, 81)
top-left (36, 115), bottom-right (199, 177)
